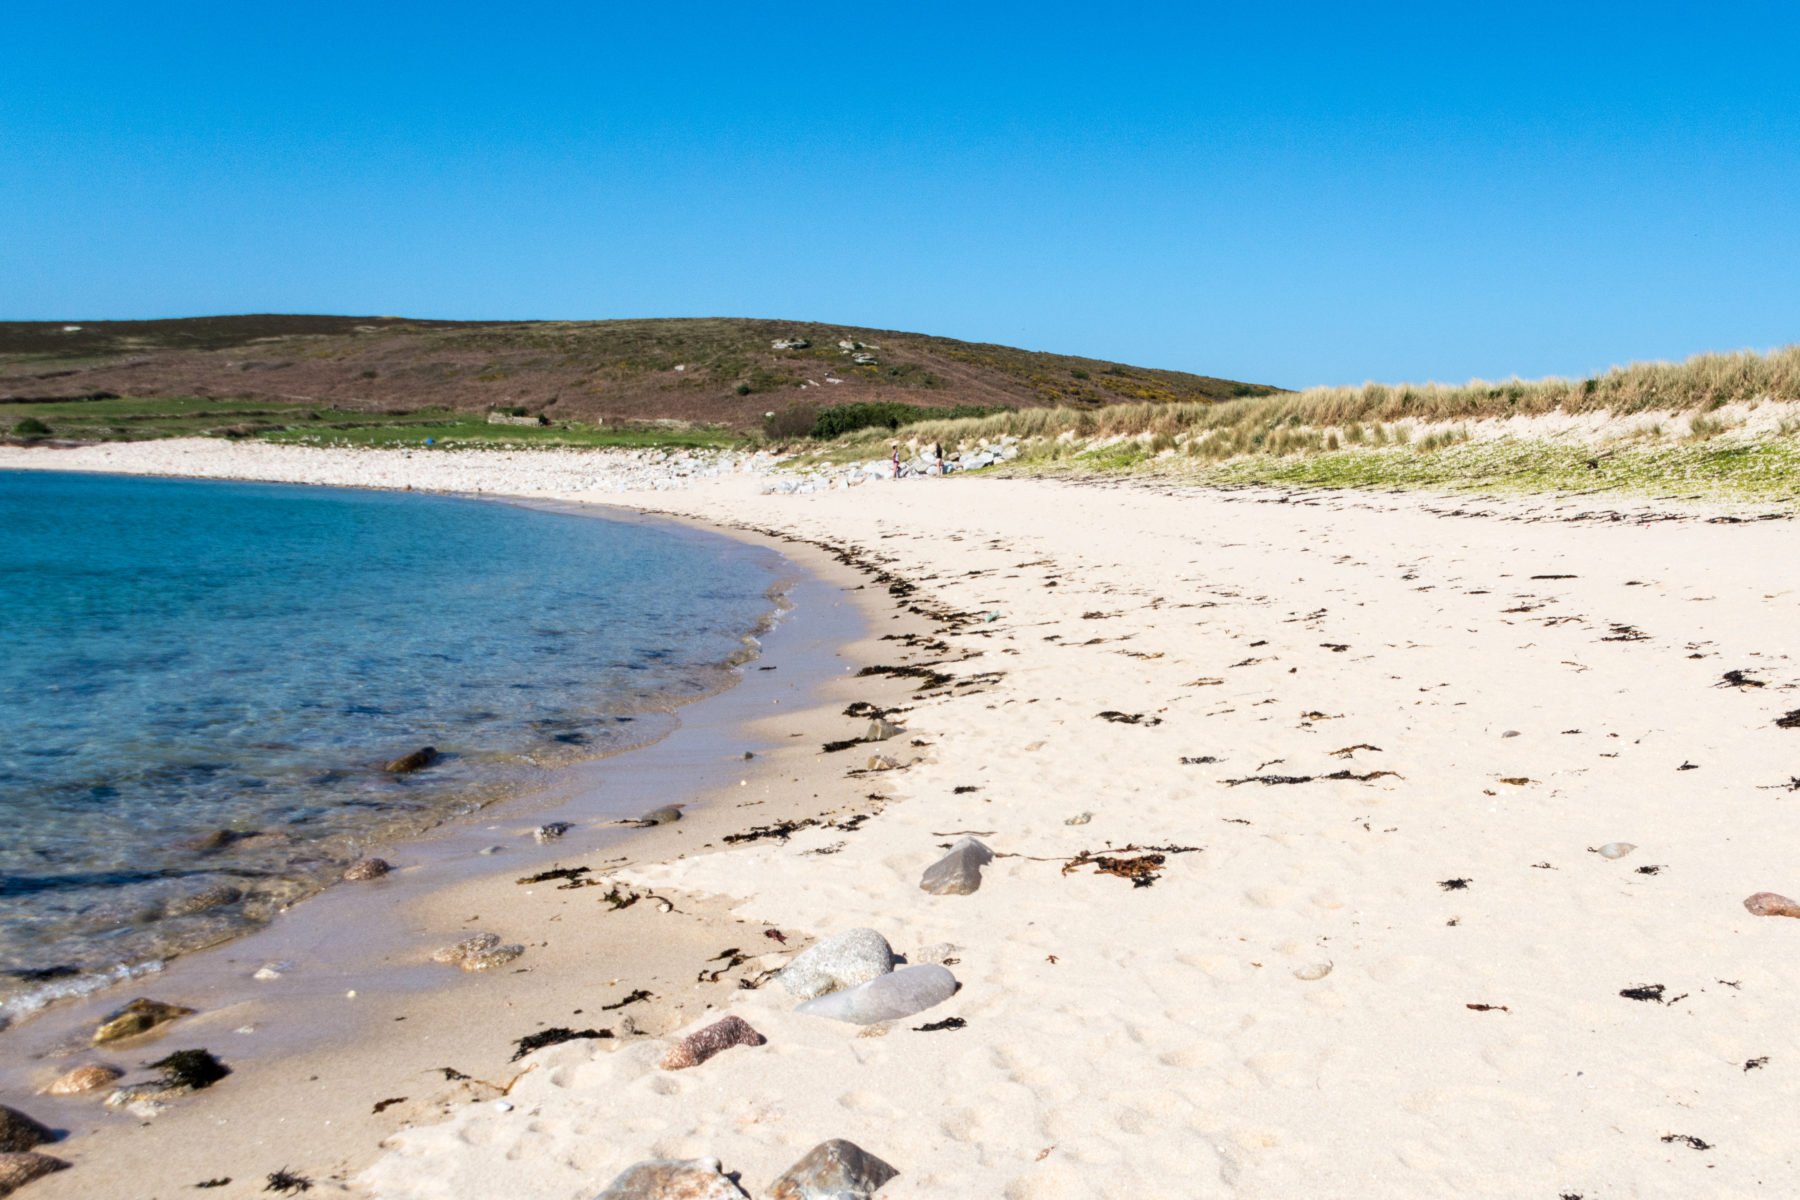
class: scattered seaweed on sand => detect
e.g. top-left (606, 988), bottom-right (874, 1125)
top-left (842, 701), bottom-right (890, 719)
top-left (1497, 776), bottom-right (1534, 786)
top-left (1465, 1003), bottom-right (1509, 1013)
top-left (1660, 1134), bottom-right (1713, 1151)
top-left (1777, 710), bottom-right (1800, 730)
top-left (516, 866), bottom-right (592, 887)
top-left (724, 818), bottom-right (820, 845)
top-left (1179, 755), bottom-right (1219, 765)
top-left (913, 1017), bottom-right (966, 1032)
top-left (1329, 743), bottom-right (1382, 757)
top-left (698, 948), bottom-right (749, 983)
top-left (371, 1097), bottom-right (406, 1114)
top-left (1439, 878), bottom-right (1472, 891)
top-left (821, 738), bottom-right (863, 753)
top-left (1620, 984), bottom-right (1668, 1003)
top-left (1602, 623), bottom-right (1651, 642)
top-left (438, 1067), bottom-right (470, 1081)
top-left (196, 1179), bottom-right (231, 1189)
top-left (148, 1048), bottom-right (230, 1090)
top-left (1097, 711), bottom-right (1161, 726)
top-left (1530, 574), bottom-right (1579, 580)
top-left (953, 785), bottom-right (980, 794)
top-left (1745, 1057), bottom-right (1769, 1071)
top-left (1063, 844), bottom-right (1201, 888)
top-left (600, 988), bottom-right (654, 1011)
top-left (1718, 670), bottom-right (1766, 689)
top-left (265, 1169), bottom-right (313, 1195)
top-left (511, 1027), bottom-right (612, 1062)
top-left (856, 663), bottom-right (954, 691)
top-left (764, 929), bottom-right (789, 945)
top-left (1223, 770), bottom-right (1399, 787)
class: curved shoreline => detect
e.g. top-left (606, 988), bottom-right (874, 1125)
top-left (0, 455), bottom-right (919, 1199)
top-left (0, 470), bottom-right (791, 1026)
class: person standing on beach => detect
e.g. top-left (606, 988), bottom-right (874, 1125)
top-left (890, 439), bottom-right (902, 478)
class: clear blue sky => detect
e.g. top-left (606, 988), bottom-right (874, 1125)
top-left (5, 2), bottom-right (1798, 388)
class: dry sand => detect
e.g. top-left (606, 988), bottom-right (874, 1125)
top-left (3, 440), bottom-right (1800, 1198)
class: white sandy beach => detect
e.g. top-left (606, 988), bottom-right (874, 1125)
top-left (3, 440), bottom-right (1799, 1198)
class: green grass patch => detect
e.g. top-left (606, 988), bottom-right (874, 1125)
top-left (0, 394), bottom-right (738, 450)
top-left (1017, 435), bottom-right (1800, 504)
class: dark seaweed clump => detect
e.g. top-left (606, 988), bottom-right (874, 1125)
top-left (149, 1048), bottom-right (230, 1090)
top-left (510, 1026), bottom-right (612, 1062)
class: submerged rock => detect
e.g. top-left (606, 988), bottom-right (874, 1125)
top-left (635, 805), bottom-right (684, 827)
top-left (794, 965), bottom-right (957, 1025)
top-left (0, 1107), bottom-right (52, 1154)
top-left (431, 933), bottom-right (525, 971)
top-left (343, 857), bottom-right (393, 881)
top-left (383, 746), bottom-right (438, 774)
top-left (778, 929), bottom-right (895, 1000)
top-left (768, 1139), bottom-right (898, 1200)
top-left (44, 1064), bottom-right (120, 1096)
top-left (92, 999), bottom-right (195, 1044)
top-left (661, 1015), bottom-right (766, 1070)
top-left (163, 884), bottom-right (242, 917)
top-left (593, 1157), bottom-right (748, 1199)
top-left (1744, 892), bottom-right (1800, 918)
top-left (0, 1152), bottom-right (69, 1196)
top-left (919, 837), bottom-right (993, 896)
top-left (534, 822), bottom-right (573, 843)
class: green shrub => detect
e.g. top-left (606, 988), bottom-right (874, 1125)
top-left (809, 402), bottom-right (1002, 439)
top-left (13, 417), bottom-right (50, 436)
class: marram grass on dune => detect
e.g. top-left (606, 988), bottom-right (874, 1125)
top-left (824, 345), bottom-right (1800, 503)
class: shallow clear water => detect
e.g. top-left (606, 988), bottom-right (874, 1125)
top-left (0, 470), bottom-right (783, 1013)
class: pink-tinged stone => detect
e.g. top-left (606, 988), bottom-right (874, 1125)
top-left (44, 1064), bottom-right (121, 1096)
top-left (0, 1151), bottom-right (69, 1196)
top-left (661, 1016), bottom-right (766, 1070)
top-left (1744, 891), bottom-right (1800, 918)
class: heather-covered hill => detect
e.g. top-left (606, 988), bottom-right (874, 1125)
top-left (0, 315), bottom-right (1277, 431)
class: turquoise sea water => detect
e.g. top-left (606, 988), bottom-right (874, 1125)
top-left (0, 470), bottom-right (783, 1015)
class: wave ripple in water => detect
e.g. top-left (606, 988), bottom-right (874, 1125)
top-left (0, 470), bottom-right (782, 1015)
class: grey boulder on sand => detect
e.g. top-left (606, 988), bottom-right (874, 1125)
top-left (592, 1157), bottom-right (747, 1199)
top-left (0, 1107), bottom-right (52, 1154)
top-left (0, 1153), bottom-right (70, 1197)
top-left (768, 1139), bottom-right (898, 1200)
top-left (777, 928), bottom-right (894, 1000)
top-left (794, 964), bottom-right (957, 1025)
top-left (919, 837), bottom-right (993, 895)
top-left (863, 718), bottom-right (903, 742)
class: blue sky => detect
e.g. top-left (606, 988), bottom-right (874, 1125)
top-left (4, 3), bottom-right (1798, 388)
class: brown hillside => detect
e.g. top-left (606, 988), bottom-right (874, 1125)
top-left (0, 316), bottom-right (1278, 430)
